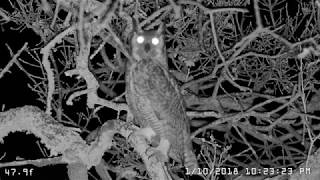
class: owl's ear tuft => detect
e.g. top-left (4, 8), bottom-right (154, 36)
top-left (156, 22), bottom-right (164, 34)
top-left (131, 17), bottom-right (143, 33)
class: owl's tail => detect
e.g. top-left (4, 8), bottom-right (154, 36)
top-left (184, 148), bottom-right (199, 171)
top-left (183, 130), bottom-right (199, 171)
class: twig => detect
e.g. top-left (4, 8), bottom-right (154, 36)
top-left (100, 45), bottom-right (119, 71)
top-left (177, 0), bottom-right (248, 14)
top-left (233, 125), bottom-right (258, 160)
top-left (50, 0), bottom-right (60, 29)
top-left (40, 25), bottom-right (75, 114)
top-left (253, 0), bottom-right (263, 28)
top-left (139, 5), bottom-right (171, 29)
top-left (0, 7), bottom-right (10, 22)
top-left (0, 43), bottom-right (28, 79)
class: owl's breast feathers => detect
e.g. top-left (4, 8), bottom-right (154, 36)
top-left (127, 58), bottom-right (187, 124)
top-left (126, 58), bottom-right (198, 168)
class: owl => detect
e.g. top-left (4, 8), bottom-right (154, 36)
top-left (125, 24), bottom-right (198, 171)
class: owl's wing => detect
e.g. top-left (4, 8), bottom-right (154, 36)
top-left (142, 62), bottom-right (192, 158)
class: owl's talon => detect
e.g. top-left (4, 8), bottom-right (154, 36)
top-left (145, 138), bottom-right (170, 163)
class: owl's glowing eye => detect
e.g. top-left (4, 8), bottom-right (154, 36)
top-left (151, 37), bottom-right (159, 45)
top-left (136, 36), bottom-right (144, 44)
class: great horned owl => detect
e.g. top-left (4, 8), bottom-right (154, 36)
top-left (126, 24), bottom-right (198, 171)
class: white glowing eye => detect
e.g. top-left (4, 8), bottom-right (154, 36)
top-left (136, 36), bottom-right (144, 43)
top-left (151, 37), bottom-right (159, 45)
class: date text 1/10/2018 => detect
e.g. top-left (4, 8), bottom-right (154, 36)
top-left (186, 167), bottom-right (239, 176)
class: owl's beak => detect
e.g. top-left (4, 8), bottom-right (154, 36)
top-left (144, 43), bottom-right (151, 52)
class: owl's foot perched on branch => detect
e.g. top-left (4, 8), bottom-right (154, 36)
top-left (135, 127), bottom-right (170, 163)
top-left (146, 138), bottom-right (170, 163)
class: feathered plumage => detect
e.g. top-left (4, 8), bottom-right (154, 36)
top-left (126, 27), bottom-right (198, 170)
